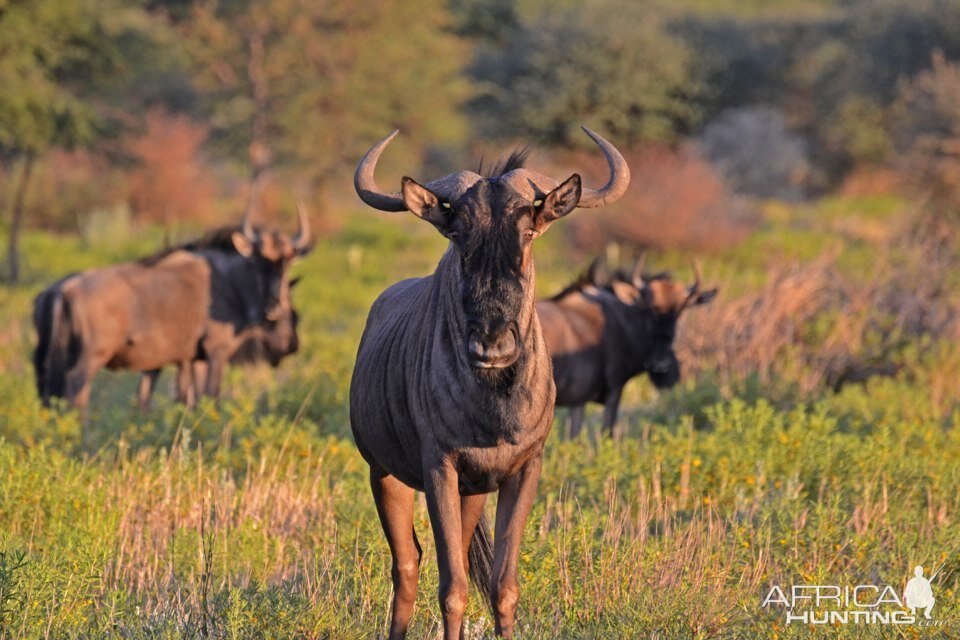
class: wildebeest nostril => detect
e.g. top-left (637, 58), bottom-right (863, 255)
top-left (493, 327), bottom-right (518, 358)
top-left (468, 332), bottom-right (486, 359)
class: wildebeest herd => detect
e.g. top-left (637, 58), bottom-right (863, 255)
top-left (34, 208), bottom-right (310, 414)
top-left (30, 126), bottom-right (715, 639)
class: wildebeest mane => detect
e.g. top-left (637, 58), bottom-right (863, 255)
top-left (139, 226), bottom-right (251, 265)
top-left (549, 268), bottom-right (601, 301)
top-left (479, 146), bottom-right (530, 179)
top-left (612, 268), bottom-right (672, 283)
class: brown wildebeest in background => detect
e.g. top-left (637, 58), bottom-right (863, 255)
top-left (137, 278), bottom-right (301, 409)
top-left (137, 233), bottom-right (307, 410)
top-left (538, 256), bottom-right (717, 440)
top-left (33, 209), bottom-right (311, 415)
top-left (350, 126), bottom-right (629, 639)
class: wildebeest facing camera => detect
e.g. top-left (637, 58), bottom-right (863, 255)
top-left (350, 126), bottom-right (628, 639)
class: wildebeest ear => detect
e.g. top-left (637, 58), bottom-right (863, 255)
top-left (401, 177), bottom-right (451, 232)
top-left (535, 174), bottom-right (582, 231)
top-left (689, 287), bottom-right (718, 306)
top-left (231, 231), bottom-right (256, 258)
top-left (611, 280), bottom-right (641, 304)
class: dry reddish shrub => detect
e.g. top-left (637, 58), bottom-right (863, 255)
top-left (893, 51), bottom-right (960, 221)
top-left (7, 149), bottom-right (125, 231)
top-left (678, 255), bottom-right (840, 391)
top-left (127, 110), bottom-right (218, 225)
top-left (840, 165), bottom-right (902, 197)
top-left (678, 240), bottom-right (960, 396)
top-left (563, 143), bottom-right (756, 253)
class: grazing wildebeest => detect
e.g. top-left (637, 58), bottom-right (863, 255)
top-left (538, 256), bottom-right (717, 440)
top-left (137, 283), bottom-right (301, 410)
top-left (350, 126), bottom-right (629, 639)
top-left (33, 209), bottom-right (311, 414)
top-left (137, 262), bottom-right (305, 410)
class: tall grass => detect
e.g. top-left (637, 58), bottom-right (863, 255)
top-left (1, 197), bottom-right (959, 638)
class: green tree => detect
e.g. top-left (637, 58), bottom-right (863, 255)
top-left (468, 0), bottom-right (701, 147)
top-left (0, 0), bottom-right (152, 282)
top-left (184, 0), bottom-right (471, 213)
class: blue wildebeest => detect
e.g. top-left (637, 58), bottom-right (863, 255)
top-left (538, 256), bottom-right (717, 440)
top-left (33, 209), bottom-right (311, 414)
top-left (350, 126), bottom-right (629, 639)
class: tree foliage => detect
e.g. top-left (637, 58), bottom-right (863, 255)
top-left (0, 0), bottom-right (160, 281)
top-left (467, 0), bottom-right (701, 147)
top-left (0, 0), bottom-right (128, 154)
top-left (182, 0), bottom-right (471, 199)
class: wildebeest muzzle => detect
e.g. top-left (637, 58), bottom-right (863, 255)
top-left (647, 353), bottom-right (681, 389)
top-left (466, 320), bottom-right (520, 369)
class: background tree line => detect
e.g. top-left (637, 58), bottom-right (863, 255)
top-left (4, 0), bottom-right (960, 281)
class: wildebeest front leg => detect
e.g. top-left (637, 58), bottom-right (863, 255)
top-left (204, 356), bottom-right (226, 399)
top-left (175, 362), bottom-right (194, 407)
top-left (192, 361), bottom-right (208, 402)
top-left (424, 460), bottom-right (468, 640)
top-left (138, 370), bottom-right (160, 412)
top-left (567, 405), bottom-right (585, 439)
top-left (603, 387), bottom-right (624, 441)
top-left (370, 467), bottom-right (422, 640)
top-left (492, 455), bottom-right (543, 638)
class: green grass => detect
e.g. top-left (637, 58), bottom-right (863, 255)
top-left (1, 201), bottom-right (959, 638)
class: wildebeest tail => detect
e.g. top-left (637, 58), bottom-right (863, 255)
top-left (468, 512), bottom-right (495, 608)
top-left (33, 290), bottom-right (76, 403)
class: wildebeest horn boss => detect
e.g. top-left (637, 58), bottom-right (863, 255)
top-left (538, 256), bottom-right (718, 440)
top-left (350, 126), bottom-right (629, 639)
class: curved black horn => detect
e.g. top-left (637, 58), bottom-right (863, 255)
top-left (587, 255), bottom-right (606, 285)
top-left (293, 202), bottom-right (312, 252)
top-left (354, 130), bottom-right (407, 212)
top-left (688, 259), bottom-right (702, 295)
top-left (240, 208), bottom-right (256, 240)
top-left (576, 126), bottom-right (631, 208)
top-left (498, 126), bottom-right (630, 207)
top-left (631, 252), bottom-right (647, 286)
top-left (355, 131), bottom-right (484, 211)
